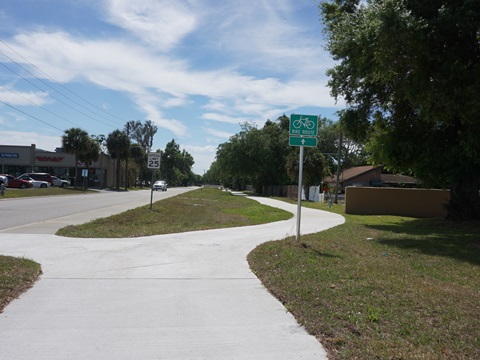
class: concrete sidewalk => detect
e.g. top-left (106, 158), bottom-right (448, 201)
top-left (0, 196), bottom-right (345, 359)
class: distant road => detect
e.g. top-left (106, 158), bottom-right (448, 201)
top-left (0, 187), bottom-right (197, 234)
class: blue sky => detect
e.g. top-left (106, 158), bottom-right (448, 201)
top-left (0, 0), bottom-right (343, 174)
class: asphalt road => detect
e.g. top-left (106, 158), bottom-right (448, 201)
top-left (0, 187), bottom-right (196, 233)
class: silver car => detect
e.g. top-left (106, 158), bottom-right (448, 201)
top-left (52, 176), bottom-right (70, 188)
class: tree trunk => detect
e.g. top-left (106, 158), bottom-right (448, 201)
top-left (116, 158), bottom-right (121, 191)
top-left (447, 174), bottom-right (480, 220)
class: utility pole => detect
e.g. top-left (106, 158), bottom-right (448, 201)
top-left (125, 122), bottom-right (130, 191)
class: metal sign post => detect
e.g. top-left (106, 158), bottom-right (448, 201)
top-left (296, 145), bottom-right (304, 242)
top-left (147, 152), bottom-right (161, 210)
top-left (289, 114), bottom-right (319, 243)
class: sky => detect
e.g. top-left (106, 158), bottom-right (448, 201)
top-left (0, 0), bottom-right (343, 174)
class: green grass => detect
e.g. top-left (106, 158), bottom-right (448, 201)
top-left (56, 188), bottom-right (292, 237)
top-left (248, 201), bottom-right (480, 360)
top-left (0, 256), bottom-right (42, 313)
top-left (1, 187), bottom-right (96, 198)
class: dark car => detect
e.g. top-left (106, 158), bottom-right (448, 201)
top-left (19, 172), bottom-right (54, 185)
top-left (1, 174), bottom-right (33, 189)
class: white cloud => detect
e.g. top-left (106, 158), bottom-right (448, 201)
top-left (162, 96), bottom-right (191, 108)
top-left (203, 0), bottom-right (332, 77)
top-left (0, 130), bottom-right (61, 150)
top-left (104, 0), bottom-right (197, 51)
top-left (134, 93), bottom-right (188, 137)
top-left (0, 110), bottom-right (27, 127)
top-left (4, 27), bottom-right (340, 135)
top-left (204, 128), bottom-right (233, 139)
top-left (201, 113), bottom-right (246, 125)
top-left (0, 86), bottom-right (50, 106)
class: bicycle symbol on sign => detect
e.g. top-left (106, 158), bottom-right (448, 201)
top-left (293, 116), bottom-right (315, 130)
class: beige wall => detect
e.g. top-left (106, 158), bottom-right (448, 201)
top-left (0, 144), bottom-right (36, 171)
top-left (345, 187), bottom-right (450, 218)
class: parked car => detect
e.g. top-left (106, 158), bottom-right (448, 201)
top-left (0, 174), bottom-right (33, 189)
top-left (153, 180), bottom-right (167, 191)
top-left (0, 174), bottom-right (8, 187)
top-left (19, 172), bottom-right (54, 185)
top-left (51, 176), bottom-right (70, 188)
top-left (17, 175), bottom-right (50, 188)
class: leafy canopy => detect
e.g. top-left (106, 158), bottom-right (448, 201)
top-left (321, 0), bottom-right (480, 219)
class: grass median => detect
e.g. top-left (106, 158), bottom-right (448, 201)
top-left (0, 256), bottom-right (41, 313)
top-left (56, 188), bottom-right (292, 237)
top-left (248, 201), bottom-right (480, 360)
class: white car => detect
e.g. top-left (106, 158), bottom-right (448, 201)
top-left (52, 176), bottom-right (70, 188)
top-left (153, 180), bottom-right (167, 191)
top-left (17, 175), bottom-right (50, 188)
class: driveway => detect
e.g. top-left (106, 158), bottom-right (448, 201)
top-left (0, 196), bottom-right (345, 359)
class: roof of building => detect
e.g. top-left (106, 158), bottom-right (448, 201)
top-left (328, 165), bottom-right (380, 183)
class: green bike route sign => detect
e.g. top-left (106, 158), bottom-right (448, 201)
top-left (289, 114), bottom-right (318, 137)
top-left (289, 136), bottom-right (317, 147)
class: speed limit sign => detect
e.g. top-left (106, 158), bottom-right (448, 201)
top-left (147, 152), bottom-right (161, 169)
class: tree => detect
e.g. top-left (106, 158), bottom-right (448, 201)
top-left (125, 120), bottom-right (159, 187)
top-left (62, 127), bottom-right (90, 189)
top-left (214, 126), bottom-right (254, 190)
top-left (214, 118), bottom-right (294, 192)
top-left (160, 140), bottom-right (196, 186)
top-left (212, 115), bottom-right (354, 193)
top-left (126, 120), bottom-right (158, 153)
top-left (202, 160), bottom-right (222, 185)
top-left (91, 134), bottom-right (107, 154)
top-left (286, 147), bottom-right (329, 200)
top-left (106, 130), bottom-right (131, 191)
top-left (256, 117), bottom-right (293, 190)
top-left (130, 144), bottom-right (147, 187)
top-left (321, 0), bottom-right (480, 220)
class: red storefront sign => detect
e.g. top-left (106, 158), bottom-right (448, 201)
top-left (36, 156), bottom-right (64, 162)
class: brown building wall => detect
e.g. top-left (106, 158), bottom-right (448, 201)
top-left (345, 187), bottom-right (450, 218)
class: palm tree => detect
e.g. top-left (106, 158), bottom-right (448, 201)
top-left (106, 129), bottom-right (131, 191)
top-left (62, 128), bottom-right (89, 189)
top-left (77, 137), bottom-right (100, 189)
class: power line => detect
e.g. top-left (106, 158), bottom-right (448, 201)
top-left (0, 61), bottom-right (118, 128)
top-left (0, 41), bottom-right (125, 127)
top-left (0, 84), bottom-right (81, 127)
top-left (1, 38), bottom-right (125, 123)
top-left (0, 100), bottom-right (64, 132)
